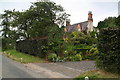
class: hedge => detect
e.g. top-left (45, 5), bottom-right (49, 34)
top-left (16, 39), bottom-right (47, 58)
top-left (96, 28), bottom-right (120, 74)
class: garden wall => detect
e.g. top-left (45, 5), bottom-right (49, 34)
top-left (97, 28), bottom-right (120, 74)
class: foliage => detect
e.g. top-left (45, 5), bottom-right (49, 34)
top-left (61, 31), bottom-right (98, 61)
top-left (89, 31), bottom-right (97, 38)
top-left (47, 53), bottom-right (65, 62)
top-left (0, 0), bottom-right (69, 51)
top-left (46, 27), bottom-right (65, 56)
top-left (84, 48), bottom-right (99, 60)
top-left (66, 54), bottom-right (82, 61)
top-left (47, 53), bottom-right (57, 62)
top-left (96, 28), bottom-right (120, 74)
top-left (74, 54), bottom-right (82, 61)
top-left (18, 1), bottom-right (69, 38)
top-left (0, 10), bottom-right (20, 50)
top-left (16, 39), bottom-right (47, 58)
top-left (75, 69), bottom-right (120, 80)
top-left (75, 44), bottom-right (93, 49)
top-left (64, 43), bottom-right (76, 56)
top-left (115, 15), bottom-right (120, 27)
top-left (97, 16), bottom-right (120, 29)
top-left (97, 17), bottom-right (117, 29)
top-left (89, 48), bottom-right (98, 54)
top-left (70, 32), bottom-right (97, 45)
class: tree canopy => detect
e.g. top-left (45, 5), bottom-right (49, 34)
top-left (97, 17), bottom-right (117, 29)
top-left (97, 16), bottom-right (120, 29)
top-left (115, 15), bottom-right (120, 26)
top-left (0, 0), bottom-right (69, 50)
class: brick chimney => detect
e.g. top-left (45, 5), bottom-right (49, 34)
top-left (66, 19), bottom-right (70, 27)
top-left (87, 11), bottom-right (93, 32)
top-left (88, 11), bottom-right (93, 22)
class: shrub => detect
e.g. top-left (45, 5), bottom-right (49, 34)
top-left (96, 28), bottom-right (120, 74)
top-left (67, 54), bottom-right (82, 61)
top-left (74, 54), bottom-right (82, 61)
top-left (47, 53), bottom-right (57, 62)
top-left (16, 39), bottom-right (47, 58)
top-left (83, 48), bottom-right (99, 60)
top-left (89, 48), bottom-right (98, 54)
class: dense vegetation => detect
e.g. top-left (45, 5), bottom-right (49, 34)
top-left (95, 16), bottom-right (120, 75)
top-left (1, 1), bottom-right (120, 76)
top-left (97, 16), bottom-right (120, 29)
top-left (43, 31), bottom-right (98, 62)
top-left (0, 0), bottom-right (69, 51)
top-left (1, 0), bottom-right (98, 62)
top-left (16, 39), bottom-right (47, 58)
top-left (96, 28), bottom-right (120, 74)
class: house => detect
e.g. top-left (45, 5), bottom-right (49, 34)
top-left (64, 11), bottom-right (93, 33)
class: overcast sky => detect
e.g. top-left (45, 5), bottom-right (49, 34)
top-left (0, 0), bottom-right (119, 27)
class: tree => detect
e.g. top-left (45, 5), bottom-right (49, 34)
top-left (115, 15), bottom-right (120, 27)
top-left (0, 0), bottom-right (69, 51)
top-left (16, 0), bottom-right (69, 39)
top-left (97, 17), bottom-right (117, 29)
top-left (0, 10), bottom-right (16, 50)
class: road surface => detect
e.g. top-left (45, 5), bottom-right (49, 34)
top-left (0, 52), bottom-right (96, 79)
top-left (0, 53), bottom-right (49, 78)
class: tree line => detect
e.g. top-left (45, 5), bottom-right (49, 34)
top-left (97, 16), bottom-right (120, 29)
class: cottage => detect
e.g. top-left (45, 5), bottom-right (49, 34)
top-left (64, 11), bottom-right (93, 33)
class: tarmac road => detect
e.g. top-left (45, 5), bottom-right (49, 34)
top-left (0, 53), bottom-right (48, 78)
top-left (0, 52), bottom-right (96, 79)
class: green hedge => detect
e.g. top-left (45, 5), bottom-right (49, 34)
top-left (96, 28), bottom-right (120, 74)
top-left (16, 39), bottom-right (47, 58)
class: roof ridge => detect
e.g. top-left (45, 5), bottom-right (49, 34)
top-left (71, 21), bottom-right (88, 26)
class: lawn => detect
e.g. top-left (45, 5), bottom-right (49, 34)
top-left (3, 49), bottom-right (47, 63)
top-left (75, 69), bottom-right (120, 80)
top-left (0, 47), bottom-right (2, 52)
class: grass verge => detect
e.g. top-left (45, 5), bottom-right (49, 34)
top-left (75, 69), bottom-right (120, 80)
top-left (3, 49), bottom-right (47, 63)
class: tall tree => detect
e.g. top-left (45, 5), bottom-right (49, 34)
top-left (0, 10), bottom-right (22, 50)
top-left (17, 0), bottom-right (69, 38)
top-left (97, 17), bottom-right (117, 29)
top-left (0, 10), bottom-right (14, 50)
top-left (0, 0), bottom-right (69, 50)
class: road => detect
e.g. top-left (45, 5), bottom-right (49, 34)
top-left (0, 52), bottom-right (96, 79)
top-left (0, 53), bottom-right (50, 78)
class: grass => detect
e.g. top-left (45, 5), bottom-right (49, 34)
top-left (75, 69), bottom-right (120, 80)
top-left (0, 47), bottom-right (2, 52)
top-left (3, 49), bottom-right (47, 63)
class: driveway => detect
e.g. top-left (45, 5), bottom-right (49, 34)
top-left (25, 61), bottom-right (96, 78)
top-left (1, 54), bottom-right (53, 78)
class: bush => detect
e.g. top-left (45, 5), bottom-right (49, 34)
top-left (16, 39), bottom-right (47, 58)
top-left (67, 54), bottom-right (82, 61)
top-left (96, 28), bottom-right (120, 74)
top-left (47, 53), bottom-right (57, 62)
top-left (89, 48), bottom-right (98, 54)
top-left (2, 38), bottom-right (15, 51)
top-left (74, 54), bottom-right (82, 61)
top-left (79, 48), bottom-right (99, 60)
